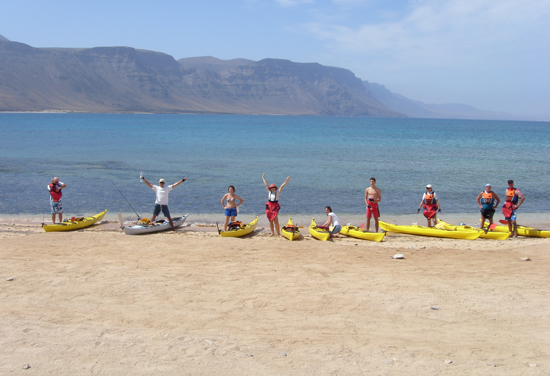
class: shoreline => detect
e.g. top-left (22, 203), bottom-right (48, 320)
top-left (2, 211), bottom-right (549, 230)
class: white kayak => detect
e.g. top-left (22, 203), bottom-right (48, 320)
top-left (123, 214), bottom-right (188, 235)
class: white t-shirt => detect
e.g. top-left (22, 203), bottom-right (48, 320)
top-left (268, 191), bottom-right (280, 202)
top-left (152, 184), bottom-right (173, 205)
top-left (328, 212), bottom-right (340, 226)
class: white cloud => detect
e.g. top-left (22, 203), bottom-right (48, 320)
top-left (297, 0), bottom-right (550, 113)
top-left (305, 0), bottom-right (550, 65)
top-left (275, 0), bottom-right (315, 7)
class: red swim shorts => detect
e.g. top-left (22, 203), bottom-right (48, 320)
top-left (366, 201), bottom-right (380, 219)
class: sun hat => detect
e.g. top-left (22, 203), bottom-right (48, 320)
top-left (159, 178), bottom-right (165, 183)
top-left (268, 184), bottom-right (277, 190)
top-left (426, 184), bottom-right (432, 188)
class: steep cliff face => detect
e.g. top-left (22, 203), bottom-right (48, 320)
top-left (215, 59), bottom-right (397, 116)
top-left (0, 39), bottom-right (402, 116)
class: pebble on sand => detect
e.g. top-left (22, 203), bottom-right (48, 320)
top-left (520, 257), bottom-right (531, 261)
top-left (391, 254), bottom-right (405, 259)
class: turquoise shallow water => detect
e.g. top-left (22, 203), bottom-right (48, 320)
top-left (0, 113), bottom-right (549, 224)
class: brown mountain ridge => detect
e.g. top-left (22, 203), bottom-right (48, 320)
top-left (0, 38), bottom-right (402, 116)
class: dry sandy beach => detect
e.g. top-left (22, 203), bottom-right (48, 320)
top-left (1, 221), bottom-right (549, 375)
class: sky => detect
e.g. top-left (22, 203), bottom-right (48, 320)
top-left (1, 0), bottom-right (549, 116)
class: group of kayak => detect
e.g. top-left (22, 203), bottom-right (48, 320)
top-left (42, 174), bottom-right (548, 240)
top-left (41, 208), bottom-right (550, 241)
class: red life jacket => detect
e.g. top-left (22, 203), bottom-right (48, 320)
top-left (49, 183), bottom-right (62, 201)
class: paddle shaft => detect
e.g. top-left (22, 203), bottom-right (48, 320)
top-left (111, 180), bottom-right (141, 220)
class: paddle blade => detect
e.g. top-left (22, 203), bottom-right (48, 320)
top-left (499, 219), bottom-right (509, 225)
top-left (489, 223), bottom-right (498, 230)
top-left (359, 223), bottom-right (365, 229)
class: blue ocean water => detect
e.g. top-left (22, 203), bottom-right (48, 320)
top-left (0, 113), bottom-right (549, 222)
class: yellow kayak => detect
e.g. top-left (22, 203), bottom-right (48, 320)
top-left (281, 217), bottom-right (300, 241)
top-left (42, 210), bottom-right (107, 232)
top-left (436, 220), bottom-right (511, 240)
top-left (491, 223), bottom-right (550, 238)
top-left (340, 225), bottom-right (385, 242)
top-left (379, 221), bottom-right (481, 240)
top-left (219, 217), bottom-right (258, 238)
top-left (309, 218), bottom-right (330, 241)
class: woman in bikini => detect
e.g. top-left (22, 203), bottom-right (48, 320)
top-left (221, 185), bottom-right (244, 231)
top-left (262, 173), bottom-right (290, 236)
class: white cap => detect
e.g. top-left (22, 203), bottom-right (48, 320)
top-left (159, 178), bottom-right (165, 183)
top-left (486, 183), bottom-right (491, 187)
top-left (426, 184), bottom-right (432, 188)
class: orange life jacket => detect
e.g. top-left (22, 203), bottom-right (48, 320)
top-left (506, 188), bottom-right (519, 203)
top-left (423, 192), bottom-right (436, 205)
top-left (481, 191), bottom-right (494, 205)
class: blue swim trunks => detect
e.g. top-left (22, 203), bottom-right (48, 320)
top-left (225, 207), bottom-right (238, 217)
top-left (50, 200), bottom-right (63, 214)
top-left (153, 204), bottom-right (171, 218)
top-left (505, 210), bottom-right (517, 222)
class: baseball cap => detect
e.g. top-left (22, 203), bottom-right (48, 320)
top-left (159, 178), bottom-right (165, 183)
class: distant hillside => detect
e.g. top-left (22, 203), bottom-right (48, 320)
top-left (0, 38), bottom-right (402, 116)
top-left (364, 82), bottom-right (537, 121)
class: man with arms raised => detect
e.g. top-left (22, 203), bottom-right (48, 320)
top-left (365, 177), bottom-right (381, 232)
top-left (141, 174), bottom-right (186, 231)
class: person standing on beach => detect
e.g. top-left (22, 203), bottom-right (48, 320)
top-left (477, 184), bottom-right (500, 232)
top-left (48, 177), bottom-right (66, 224)
top-left (141, 174), bottom-right (186, 230)
top-left (502, 180), bottom-right (525, 238)
top-left (262, 174), bottom-right (290, 236)
top-left (365, 177), bottom-right (381, 232)
top-left (417, 184), bottom-right (441, 227)
top-left (221, 185), bottom-right (244, 231)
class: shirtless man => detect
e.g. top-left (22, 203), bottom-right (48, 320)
top-left (365, 177), bottom-right (382, 232)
